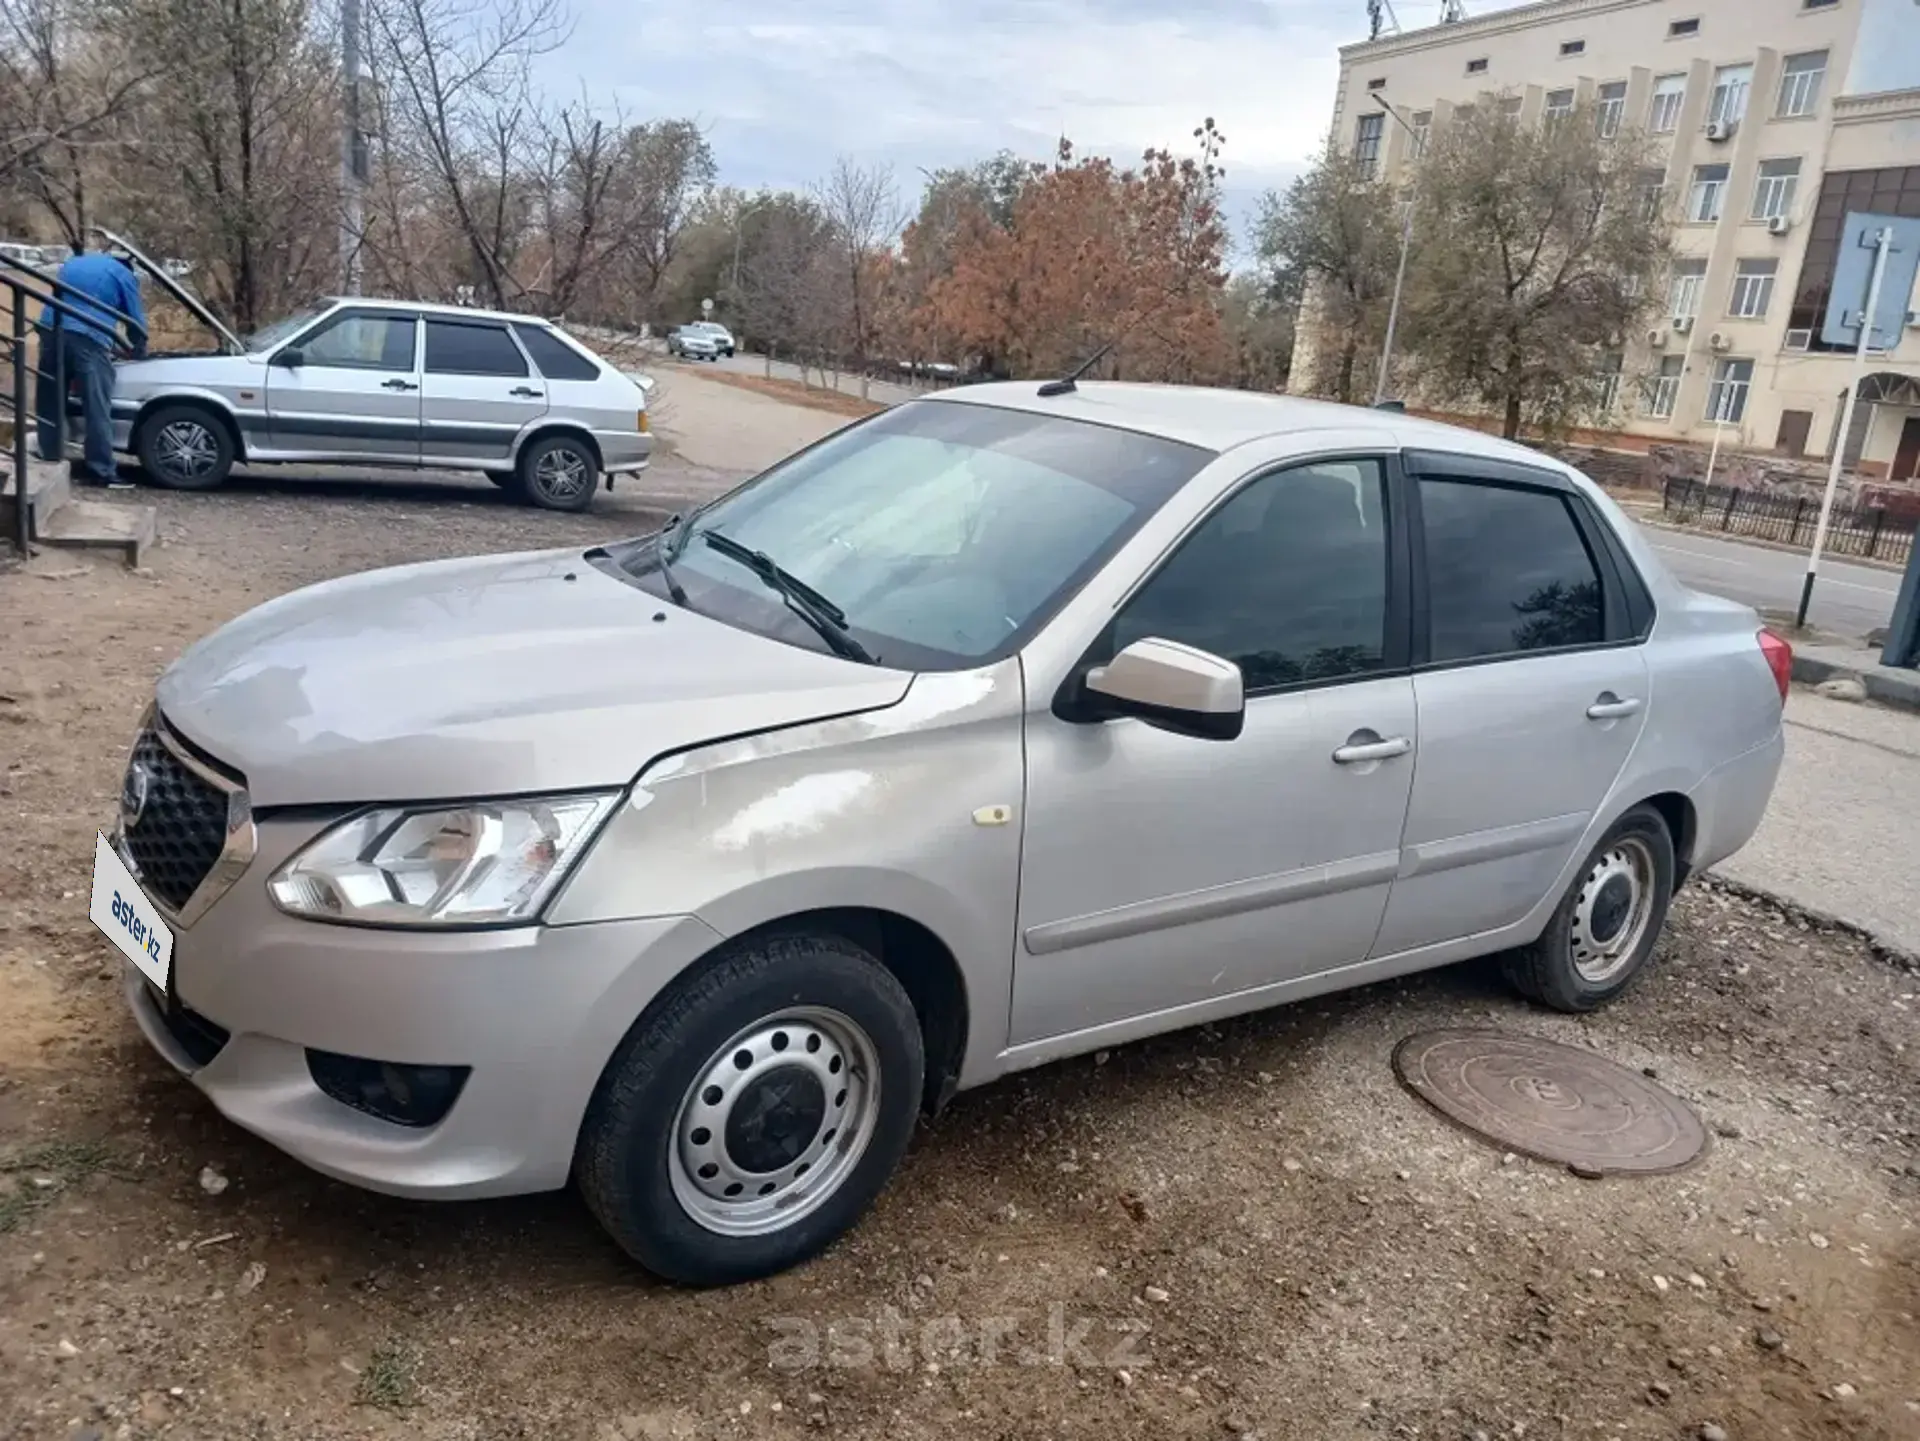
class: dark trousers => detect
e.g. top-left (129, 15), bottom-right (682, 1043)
top-left (35, 328), bottom-right (117, 484)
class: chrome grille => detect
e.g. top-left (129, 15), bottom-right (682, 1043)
top-left (121, 726), bottom-right (232, 912)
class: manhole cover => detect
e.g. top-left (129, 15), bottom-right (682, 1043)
top-left (1393, 1029), bottom-right (1707, 1175)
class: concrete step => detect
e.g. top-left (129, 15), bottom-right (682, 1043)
top-left (34, 496), bottom-right (155, 567)
top-left (0, 456), bottom-right (72, 537)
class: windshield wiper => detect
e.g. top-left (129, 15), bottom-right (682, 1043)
top-left (701, 530), bottom-right (878, 665)
top-left (653, 516), bottom-right (689, 606)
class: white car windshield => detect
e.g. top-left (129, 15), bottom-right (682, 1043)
top-left (245, 306), bottom-right (326, 354)
top-left (610, 401), bottom-right (1211, 669)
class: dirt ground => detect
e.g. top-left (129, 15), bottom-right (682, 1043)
top-left (1, 474), bottom-right (1917, 1441)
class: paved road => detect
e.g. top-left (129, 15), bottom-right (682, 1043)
top-left (699, 349), bottom-right (926, 407)
top-left (1714, 687), bottom-right (1920, 958)
top-left (1639, 525), bottom-right (1901, 640)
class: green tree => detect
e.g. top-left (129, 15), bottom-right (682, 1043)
top-left (1401, 96), bottom-right (1671, 439)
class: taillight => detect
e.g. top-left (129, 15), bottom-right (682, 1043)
top-left (1758, 628), bottom-right (1792, 703)
top-left (637, 410), bottom-right (649, 434)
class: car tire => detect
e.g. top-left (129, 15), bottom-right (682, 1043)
top-left (575, 930), bottom-right (925, 1286)
top-left (1503, 805), bottom-right (1676, 1014)
top-left (135, 403), bottom-right (234, 491)
top-left (511, 434), bottom-right (598, 512)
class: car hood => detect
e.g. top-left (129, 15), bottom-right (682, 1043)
top-left (156, 549), bottom-right (914, 807)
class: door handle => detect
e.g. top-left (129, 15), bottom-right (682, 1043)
top-left (382, 378), bottom-right (418, 391)
top-left (1586, 693), bottom-right (1644, 721)
top-left (1332, 734), bottom-right (1413, 765)
top-left (511, 386), bottom-right (543, 398)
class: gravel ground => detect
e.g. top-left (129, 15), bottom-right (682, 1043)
top-left (0, 471), bottom-right (1916, 1441)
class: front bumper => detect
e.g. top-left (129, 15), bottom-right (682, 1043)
top-left (122, 816), bottom-right (721, 1199)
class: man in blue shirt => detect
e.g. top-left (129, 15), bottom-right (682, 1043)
top-left (36, 249), bottom-right (147, 488)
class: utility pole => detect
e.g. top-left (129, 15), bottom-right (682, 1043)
top-left (1797, 225), bottom-right (1894, 628)
top-left (1369, 94), bottom-right (1419, 407)
top-left (340, 0), bottom-right (366, 294)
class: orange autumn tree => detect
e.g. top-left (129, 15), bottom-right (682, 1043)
top-left (918, 120), bottom-right (1231, 383)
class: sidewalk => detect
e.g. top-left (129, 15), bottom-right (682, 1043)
top-left (1713, 688), bottom-right (1920, 961)
top-left (1788, 638), bottom-right (1920, 712)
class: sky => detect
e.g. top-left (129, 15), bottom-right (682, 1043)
top-left (553, 0), bottom-right (1542, 260)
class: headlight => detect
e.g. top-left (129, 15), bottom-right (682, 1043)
top-left (268, 793), bottom-right (618, 927)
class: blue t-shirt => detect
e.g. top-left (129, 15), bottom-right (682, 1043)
top-left (40, 252), bottom-right (147, 351)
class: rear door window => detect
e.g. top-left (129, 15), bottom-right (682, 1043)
top-left (514, 324), bottom-right (601, 381)
top-left (1419, 478), bottom-right (1606, 663)
top-left (424, 320), bottom-right (527, 377)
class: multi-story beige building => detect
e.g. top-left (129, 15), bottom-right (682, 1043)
top-left (1310, 0), bottom-right (1920, 483)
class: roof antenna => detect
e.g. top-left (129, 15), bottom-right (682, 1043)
top-left (1037, 339), bottom-right (1115, 398)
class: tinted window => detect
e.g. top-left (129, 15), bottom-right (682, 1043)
top-left (1421, 479), bottom-right (1604, 662)
top-left (1111, 461), bottom-right (1392, 690)
top-left (299, 312), bottom-right (415, 371)
top-left (424, 320), bottom-right (526, 376)
top-left (613, 403), bottom-right (1210, 670)
top-left (514, 324), bottom-right (600, 381)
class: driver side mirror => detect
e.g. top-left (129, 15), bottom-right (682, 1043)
top-left (1082, 637), bottom-right (1245, 741)
top-left (272, 347), bottom-right (304, 368)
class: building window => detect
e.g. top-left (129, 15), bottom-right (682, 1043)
top-left (1650, 74), bottom-right (1688, 134)
top-left (1709, 64), bottom-right (1753, 128)
top-left (1688, 164), bottom-right (1730, 222)
top-left (1560, 39), bottom-right (1586, 57)
top-left (1640, 169), bottom-right (1668, 221)
top-left (1669, 259), bottom-right (1708, 320)
top-left (1669, 17), bottom-right (1701, 37)
top-left (1706, 358), bottom-right (1754, 425)
top-left (1597, 81), bottom-right (1627, 137)
top-left (1410, 111), bottom-right (1432, 159)
top-left (1778, 52), bottom-right (1827, 118)
top-left (1466, 58), bottom-right (1489, 75)
top-left (1730, 259), bottom-right (1778, 318)
top-left (1751, 158), bottom-right (1802, 221)
top-left (1354, 112), bottom-right (1384, 179)
top-left (1595, 353), bottom-right (1624, 412)
top-left (1545, 88), bottom-right (1575, 122)
top-left (1367, 77), bottom-right (1387, 91)
top-left (1645, 356), bottom-right (1685, 419)
top-left (1500, 95), bottom-right (1524, 119)
top-left (1801, 0), bottom-right (1838, 9)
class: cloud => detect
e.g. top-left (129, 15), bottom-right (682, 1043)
top-left (539, 0), bottom-right (1545, 251)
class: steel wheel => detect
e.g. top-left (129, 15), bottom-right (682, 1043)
top-left (154, 419), bottom-right (218, 481)
top-left (1569, 836), bottom-right (1658, 984)
top-left (668, 1005), bottom-right (882, 1238)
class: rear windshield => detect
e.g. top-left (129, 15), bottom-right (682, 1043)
top-left (606, 401), bottom-right (1212, 670)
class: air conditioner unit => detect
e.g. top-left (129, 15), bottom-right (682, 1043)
top-left (1784, 329), bottom-right (1813, 352)
top-left (1767, 215), bottom-right (1792, 237)
top-left (1705, 119), bottom-right (1736, 142)
top-left (1709, 331), bottom-right (1732, 351)
top-left (1647, 328), bottom-right (1669, 349)
top-left (1672, 315), bottom-right (1694, 334)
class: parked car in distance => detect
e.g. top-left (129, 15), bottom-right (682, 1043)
top-left (108, 296), bottom-right (652, 510)
top-left (95, 383), bottom-right (1788, 1287)
top-left (690, 321), bottom-right (735, 357)
top-left (666, 324), bottom-right (722, 361)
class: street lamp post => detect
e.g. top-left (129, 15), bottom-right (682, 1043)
top-left (1369, 95), bottom-right (1420, 407)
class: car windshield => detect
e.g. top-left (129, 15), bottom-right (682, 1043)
top-left (604, 400), bottom-right (1211, 669)
top-left (244, 306), bottom-right (326, 354)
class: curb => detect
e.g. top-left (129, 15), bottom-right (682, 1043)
top-left (1789, 653), bottom-right (1920, 713)
top-left (1695, 873), bottom-right (1918, 976)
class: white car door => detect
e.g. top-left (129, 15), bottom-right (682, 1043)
top-left (265, 309), bottom-right (420, 462)
top-left (1013, 451), bottom-right (1419, 1046)
top-left (1371, 451), bottom-right (1652, 958)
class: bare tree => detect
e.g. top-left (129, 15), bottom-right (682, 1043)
top-left (106, 0), bottom-right (338, 330)
top-left (816, 157), bottom-right (901, 391)
top-left (363, 0), bottom-right (567, 307)
top-left (0, 0), bottom-right (149, 236)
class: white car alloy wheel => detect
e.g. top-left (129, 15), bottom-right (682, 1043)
top-left (667, 1006), bottom-right (882, 1237)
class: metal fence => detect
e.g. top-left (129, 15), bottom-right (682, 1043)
top-left (1661, 477), bottom-right (1916, 568)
